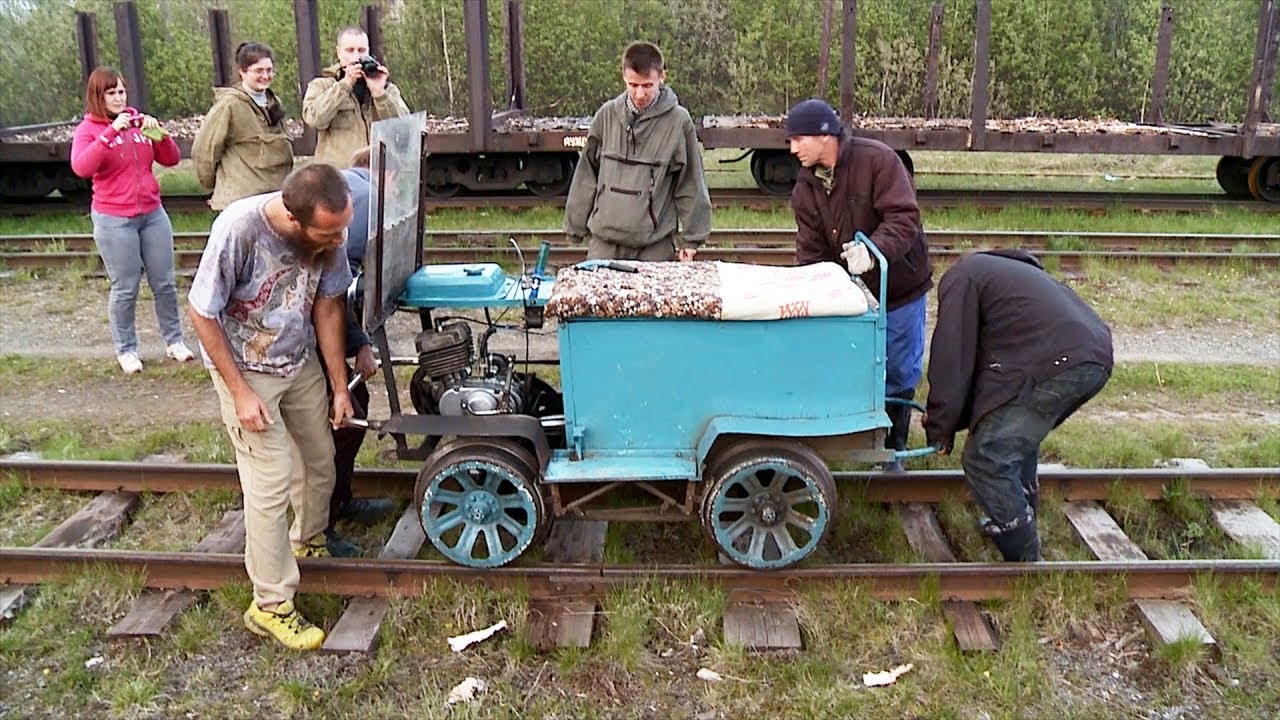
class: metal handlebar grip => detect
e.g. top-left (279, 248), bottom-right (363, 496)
top-left (534, 240), bottom-right (551, 277)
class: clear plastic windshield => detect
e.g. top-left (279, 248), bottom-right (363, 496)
top-left (364, 111), bottom-right (425, 332)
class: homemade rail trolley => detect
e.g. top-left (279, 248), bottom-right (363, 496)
top-left (354, 115), bottom-right (933, 570)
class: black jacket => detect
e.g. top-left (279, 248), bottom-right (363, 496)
top-left (923, 249), bottom-right (1113, 450)
top-left (792, 133), bottom-right (932, 309)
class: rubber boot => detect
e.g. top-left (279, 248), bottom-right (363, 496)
top-left (881, 392), bottom-right (915, 473)
top-left (991, 521), bottom-right (1042, 562)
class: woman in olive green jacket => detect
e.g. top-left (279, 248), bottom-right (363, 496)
top-left (192, 42), bottom-right (294, 210)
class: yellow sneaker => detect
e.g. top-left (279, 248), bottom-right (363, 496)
top-left (293, 533), bottom-right (330, 558)
top-left (243, 600), bottom-right (325, 650)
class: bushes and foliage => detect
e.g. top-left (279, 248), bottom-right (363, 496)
top-left (0, 0), bottom-right (1272, 126)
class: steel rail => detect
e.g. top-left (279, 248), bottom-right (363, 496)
top-left (2, 246), bottom-right (1276, 271)
top-left (3, 228), bottom-right (1276, 253)
top-left (4, 459), bottom-right (1276, 503)
top-left (0, 189), bottom-right (1272, 217)
top-left (421, 189), bottom-right (1275, 213)
top-left (1, 547), bottom-right (1273, 601)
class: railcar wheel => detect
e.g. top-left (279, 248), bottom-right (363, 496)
top-left (415, 438), bottom-right (545, 567)
top-left (699, 439), bottom-right (836, 569)
top-left (55, 166), bottom-right (92, 206)
top-left (1215, 156), bottom-right (1254, 198)
top-left (895, 150), bottom-right (915, 177)
top-left (1246, 156), bottom-right (1280, 203)
top-left (423, 156), bottom-right (463, 198)
top-left (525, 155), bottom-right (575, 197)
top-left (423, 180), bottom-right (463, 198)
top-left (749, 150), bottom-right (799, 196)
top-left (0, 164), bottom-right (57, 199)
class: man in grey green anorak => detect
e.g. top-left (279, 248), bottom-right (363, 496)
top-left (564, 42), bottom-right (711, 261)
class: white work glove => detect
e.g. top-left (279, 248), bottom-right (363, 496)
top-left (841, 239), bottom-right (873, 274)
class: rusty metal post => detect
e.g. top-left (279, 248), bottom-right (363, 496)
top-left (293, 0), bottom-right (322, 155)
top-left (1261, 11), bottom-right (1279, 124)
top-left (361, 5), bottom-right (384, 61)
top-left (209, 9), bottom-right (235, 88)
top-left (839, 0), bottom-right (858, 120)
top-left (75, 12), bottom-right (99, 85)
top-left (922, 3), bottom-right (943, 119)
top-left (504, 0), bottom-right (527, 111)
top-left (464, 0), bottom-right (492, 151)
top-left (969, 0), bottom-right (991, 151)
top-left (113, 1), bottom-right (148, 112)
top-left (1145, 3), bottom-right (1174, 125)
top-left (1244, 0), bottom-right (1279, 142)
top-left (817, 0), bottom-right (835, 98)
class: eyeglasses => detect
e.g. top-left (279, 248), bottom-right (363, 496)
top-left (246, 67), bottom-right (275, 77)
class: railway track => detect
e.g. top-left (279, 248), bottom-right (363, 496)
top-left (5, 458), bottom-right (1274, 502)
top-left (3, 229), bottom-right (1277, 271)
top-left (1, 458), bottom-right (1276, 654)
top-left (5, 547), bottom-right (1270, 602)
top-left (0, 188), bottom-right (1273, 217)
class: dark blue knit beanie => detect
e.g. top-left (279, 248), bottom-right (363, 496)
top-left (785, 99), bottom-right (843, 136)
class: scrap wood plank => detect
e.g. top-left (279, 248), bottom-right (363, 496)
top-left (108, 509), bottom-right (245, 638)
top-left (722, 592), bottom-right (803, 651)
top-left (719, 554), bottom-right (803, 651)
top-left (322, 505), bottom-right (427, 654)
top-left (528, 519), bottom-right (608, 650)
top-left (898, 503), bottom-right (1000, 652)
top-left (1063, 501), bottom-right (1216, 655)
top-left (1, 491), bottom-right (140, 623)
top-left (1209, 500), bottom-right (1280, 560)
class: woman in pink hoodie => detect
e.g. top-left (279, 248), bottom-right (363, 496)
top-left (71, 66), bottom-right (193, 374)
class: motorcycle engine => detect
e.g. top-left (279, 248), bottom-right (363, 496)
top-left (410, 321), bottom-right (523, 416)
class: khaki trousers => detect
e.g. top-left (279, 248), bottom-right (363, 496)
top-left (211, 353), bottom-right (336, 606)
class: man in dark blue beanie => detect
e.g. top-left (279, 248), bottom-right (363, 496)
top-left (787, 98), bottom-right (933, 472)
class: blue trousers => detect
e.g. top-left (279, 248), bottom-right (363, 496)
top-left (962, 362), bottom-right (1110, 560)
top-left (885, 294), bottom-right (926, 397)
top-left (91, 208), bottom-right (184, 354)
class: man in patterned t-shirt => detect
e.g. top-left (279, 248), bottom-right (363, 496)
top-left (188, 163), bottom-right (355, 651)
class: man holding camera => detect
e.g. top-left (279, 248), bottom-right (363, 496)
top-left (303, 26), bottom-right (410, 168)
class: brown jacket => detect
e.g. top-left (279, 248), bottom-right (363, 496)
top-left (192, 86), bottom-right (293, 211)
top-left (792, 133), bottom-right (932, 309)
top-left (302, 64), bottom-right (410, 168)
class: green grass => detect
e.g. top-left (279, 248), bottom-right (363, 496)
top-left (0, 353), bottom-right (210, 388)
top-left (1072, 262), bottom-right (1280, 328)
top-left (0, 211), bottom-right (218, 235)
top-left (1190, 576), bottom-right (1280, 711)
top-left (0, 420), bottom-right (233, 463)
top-left (1, 496), bottom-right (1277, 717)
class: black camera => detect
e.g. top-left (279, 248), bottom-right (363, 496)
top-left (357, 54), bottom-right (383, 77)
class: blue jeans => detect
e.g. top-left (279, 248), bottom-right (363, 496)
top-left (91, 208), bottom-right (184, 354)
top-left (962, 362), bottom-right (1110, 559)
top-left (885, 293), bottom-right (926, 397)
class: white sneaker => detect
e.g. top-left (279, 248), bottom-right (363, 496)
top-left (166, 341), bottom-right (195, 363)
top-left (117, 352), bottom-right (143, 374)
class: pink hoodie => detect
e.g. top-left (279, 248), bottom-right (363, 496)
top-left (70, 106), bottom-right (181, 217)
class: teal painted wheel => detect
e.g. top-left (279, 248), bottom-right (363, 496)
top-left (700, 440), bottom-right (836, 569)
top-left (415, 440), bottom-right (545, 568)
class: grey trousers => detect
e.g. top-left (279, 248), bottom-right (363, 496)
top-left (91, 207), bottom-right (184, 354)
top-left (586, 235), bottom-right (677, 261)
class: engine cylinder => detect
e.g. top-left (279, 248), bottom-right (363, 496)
top-left (415, 322), bottom-right (473, 378)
